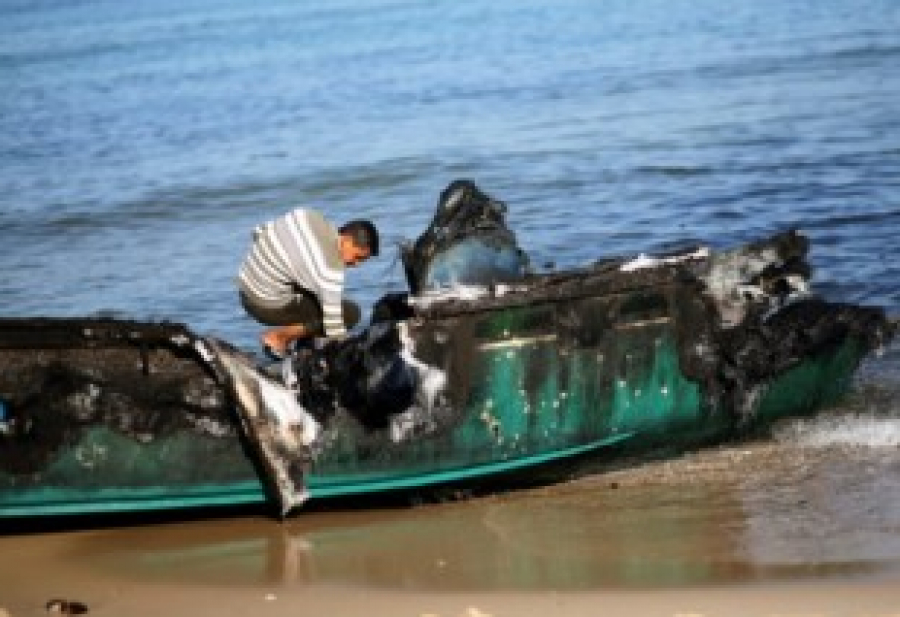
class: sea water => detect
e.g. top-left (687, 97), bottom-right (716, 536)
top-left (1, 0), bottom-right (899, 589)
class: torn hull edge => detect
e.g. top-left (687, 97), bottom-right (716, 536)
top-left (198, 338), bottom-right (317, 517)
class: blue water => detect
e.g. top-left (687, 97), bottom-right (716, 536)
top-left (2, 0), bottom-right (899, 348)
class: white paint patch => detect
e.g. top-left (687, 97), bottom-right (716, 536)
top-left (390, 322), bottom-right (451, 443)
top-left (408, 284), bottom-right (491, 309)
top-left (494, 283), bottom-right (529, 296)
top-left (190, 415), bottom-right (233, 438)
top-left (256, 377), bottom-right (320, 447)
top-left (170, 333), bottom-right (191, 347)
top-left (478, 333), bottom-right (557, 350)
top-left (619, 247), bottom-right (710, 272)
top-left (407, 282), bottom-right (531, 310)
top-left (699, 241), bottom-right (814, 328)
top-left (193, 339), bottom-right (215, 362)
top-left (397, 321), bottom-right (448, 411)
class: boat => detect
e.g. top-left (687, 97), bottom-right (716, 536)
top-left (0, 181), bottom-right (894, 518)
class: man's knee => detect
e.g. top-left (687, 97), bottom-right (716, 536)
top-left (239, 290), bottom-right (274, 325)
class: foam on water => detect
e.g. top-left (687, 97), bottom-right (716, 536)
top-left (774, 411), bottom-right (900, 449)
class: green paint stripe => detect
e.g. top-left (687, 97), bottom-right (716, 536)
top-left (307, 432), bottom-right (635, 498)
top-left (2, 433), bottom-right (636, 516)
top-left (0, 482), bottom-right (266, 517)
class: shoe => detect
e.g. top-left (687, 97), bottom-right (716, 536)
top-left (262, 343), bottom-right (285, 361)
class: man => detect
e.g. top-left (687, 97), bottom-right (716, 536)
top-left (238, 208), bottom-right (379, 358)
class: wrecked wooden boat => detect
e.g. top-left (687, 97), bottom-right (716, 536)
top-left (0, 182), bottom-right (894, 518)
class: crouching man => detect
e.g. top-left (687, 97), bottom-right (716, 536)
top-left (237, 207), bottom-right (379, 358)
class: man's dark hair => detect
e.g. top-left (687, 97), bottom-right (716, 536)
top-left (340, 219), bottom-right (380, 257)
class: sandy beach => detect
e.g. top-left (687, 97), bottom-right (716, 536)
top-left (5, 579), bottom-right (900, 617)
top-left (1, 516), bottom-right (900, 617)
top-left (2, 530), bottom-right (899, 617)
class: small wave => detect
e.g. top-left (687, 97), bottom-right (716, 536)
top-left (774, 412), bottom-right (900, 449)
top-left (633, 164), bottom-right (715, 178)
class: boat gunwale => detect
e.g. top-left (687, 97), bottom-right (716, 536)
top-left (408, 261), bottom-right (702, 320)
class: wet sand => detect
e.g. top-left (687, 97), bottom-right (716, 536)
top-left (3, 573), bottom-right (900, 617)
top-left (2, 524), bottom-right (899, 617)
top-left (4, 411), bottom-right (900, 616)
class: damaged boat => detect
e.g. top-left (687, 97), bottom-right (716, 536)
top-left (0, 181), bottom-right (894, 518)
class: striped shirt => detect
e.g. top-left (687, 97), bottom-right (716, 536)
top-left (238, 208), bottom-right (347, 337)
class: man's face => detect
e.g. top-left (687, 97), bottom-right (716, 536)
top-left (339, 236), bottom-right (371, 267)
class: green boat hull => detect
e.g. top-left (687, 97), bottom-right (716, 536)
top-left (0, 298), bottom-right (878, 518)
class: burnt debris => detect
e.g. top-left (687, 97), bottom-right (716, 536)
top-left (400, 179), bottom-right (530, 294)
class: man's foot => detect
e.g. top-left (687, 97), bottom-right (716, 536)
top-left (262, 343), bottom-right (285, 361)
top-left (261, 332), bottom-right (290, 360)
top-left (261, 324), bottom-right (311, 360)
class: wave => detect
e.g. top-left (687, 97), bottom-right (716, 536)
top-left (774, 377), bottom-right (900, 449)
top-left (776, 413), bottom-right (900, 448)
